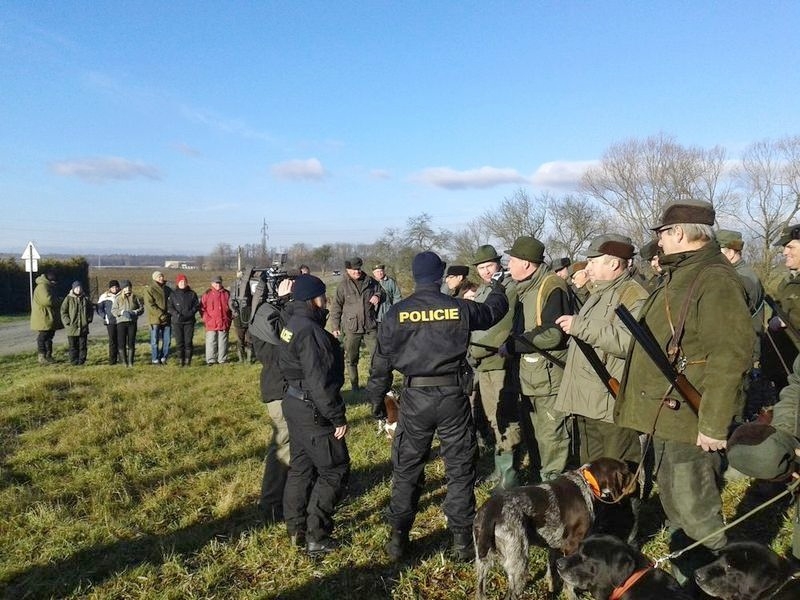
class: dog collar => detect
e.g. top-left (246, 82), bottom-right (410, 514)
top-left (609, 567), bottom-right (651, 600)
top-left (579, 466), bottom-right (602, 499)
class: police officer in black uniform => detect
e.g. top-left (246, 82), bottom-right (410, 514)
top-left (279, 274), bottom-right (350, 555)
top-left (366, 251), bottom-right (509, 561)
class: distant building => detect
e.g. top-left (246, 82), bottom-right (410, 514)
top-left (164, 260), bottom-right (198, 270)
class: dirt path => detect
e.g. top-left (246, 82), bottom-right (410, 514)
top-left (0, 318), bottom-right (110, 357)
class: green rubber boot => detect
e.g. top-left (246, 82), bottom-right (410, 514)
top-left (493, 452), bottom-right (519, 493)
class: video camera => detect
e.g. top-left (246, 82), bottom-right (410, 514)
top-left (234, 254), bottom-right (291, 325)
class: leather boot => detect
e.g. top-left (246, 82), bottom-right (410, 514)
top-left (348, 365), bottom-right (360, 391)
top-left (385, 528), bottom-right (409, 561)
top-left (37, 353), bottom-right (47, 365)
top-left (492, 452), bottom-right (519, 493)
top-left (451, 531), bottom-right (474, 561)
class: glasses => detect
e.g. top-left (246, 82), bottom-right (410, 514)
top-left (656, 226), bottom-right (675, 237)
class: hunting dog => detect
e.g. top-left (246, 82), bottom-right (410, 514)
top-left (473, 457), bottom-right (636, 600)
top-left (556, 534), bottom-right (691, 599)
top-left (694, 541), bottom-right (800, 600)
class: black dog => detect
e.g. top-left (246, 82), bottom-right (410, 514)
top-left (694, 541), bottom-right (800, 600)
top-left (474, 457), bottom-right (636, 600)
top-left (557, 534), bottom-right (691, 599)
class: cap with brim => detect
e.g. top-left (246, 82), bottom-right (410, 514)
top-left (446, 265), bottom-right (469, 278)
top-left (568, 261), bottom-right (587, 276)
top-left (773, 224), bottom-right (800, 247)
top-left (727, 423), bottom-right (800, 481)
top-left (639, 240), bottom-right (661, 261)
top-left (553, 257), bottom-right (571, 272)
top-left (716, 229), bottom-right (744, 251)
top-left (373, 263), bottom-right (385, 271)
top-left (345, 257), bottom-right (363, 269)
top-left (471, 244), bottom-right (502, 266)
top-left (506, 236), bottom-right (546, 263)
top-left (211, 276), bottom-right (222, 283)
top-left (586, 234), bottom-right (635, 260)
top-left (650, 199), bottom-right (716, 231)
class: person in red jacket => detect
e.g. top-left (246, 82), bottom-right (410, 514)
top-left (201, 275), bottom-right (232, 365)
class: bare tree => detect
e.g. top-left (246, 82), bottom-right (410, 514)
top-left (544, 194), bottom-right (610, 260)
top-left (479, 188), bottom-right (546, 248)
top-left (404, 213), bottom-right (450, 252)
top-left (447, 219), bottom-right (490, 265)
top-left (207, 242), bottom-right (235, 270)
top-left (581, 133), bottom-right (733, 246)
top-left (732, 136), bottom-right (800, 279)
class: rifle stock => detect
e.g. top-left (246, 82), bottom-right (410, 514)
top-left (673, 373), bottom-right (702, 414)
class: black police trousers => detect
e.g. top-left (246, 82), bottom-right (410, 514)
top-left (282, 395), bottom-right (350, 543)
top-left (388, 385), bottom-right (477, 534)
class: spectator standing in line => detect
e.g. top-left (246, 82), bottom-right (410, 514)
top-left (168, 274), bottom-right (201, 367)
top-left (372, 263), bottom-right (402, 324)
top-left (60, 281), bottom-right (94, 365)
top-left (112, 280), bottom-right (144, 367)
top-left (330, 257), bottom-right (383, 391)
top-left (30, 271), bottom-right (63, 365)
top-left (552, 257), bottom-right (571, 280)
top-left (201, 275), bottom-right (232, 365)
top-left (444, 265), bottom-right (477, 298)
top-left (144, 271), bottom-right (171, 365)
top-left (298, 264), bottom-right (311, 275)
top-left (230, 270), bottom-right (254, 364)
top-left (96, 279), bottom-right (121, 364)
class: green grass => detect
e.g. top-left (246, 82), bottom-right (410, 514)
top-left (0, 333), bottom-right (795, 599)
top-left (0, 314), bottom-right (27, 325)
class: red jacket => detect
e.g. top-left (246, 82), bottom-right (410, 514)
top-left (201, 287), bottom-right (232, 331)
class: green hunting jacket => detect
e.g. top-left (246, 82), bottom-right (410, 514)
top-left (144, 283), bottom-right (171, 326)
top-left (511, 266), bottom-right (570, 397)
top-left (774, 354), bottom-right (800, 440)
top-left (615, 243), bottom-right (755, 444)
top-left (60, 292), bottom-right (94, 336)
top-left (469, 274), bottom-right (517, 372)
top-left (30, 274), bottom-right (63, 331)
top-left (555, 273), bottom-right (648, 423)
top-left (773, 271), bottom-right (800, 342)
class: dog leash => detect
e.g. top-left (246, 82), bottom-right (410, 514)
top-left (608, 566), bottom-right (652, 600)
top-left (769, 571), bottom-right (800, 598)
top-left (652, 477), bottom-right (800, 569)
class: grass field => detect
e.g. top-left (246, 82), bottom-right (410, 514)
top-left (0, 328), bottom-right (795, 599)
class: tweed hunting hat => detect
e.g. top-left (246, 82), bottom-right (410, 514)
top-left (345, 257), bottom-right (363, 269)
top-left (445, 265), bottom-right (469, 278)
top-left (553, 257), bottom-right (571, 272)
top-left (471, 244), bottom-right (502, 265)
top-left (586, 234), bottom-right (636, 260)
top-left (506, 236), bottom-right (546, 263)
top-left (568, 261), bottom-right (588, 276)
top-left (773, 224), bottom-right (800, 247)
top-left (650, 199), bottom-right (716, 231)
top-left (639, 239), bottom-right (661, 261)
top-left (727, 423), bottom-right (800, 481)
top-left (716, 229), bottom-right (744, 251)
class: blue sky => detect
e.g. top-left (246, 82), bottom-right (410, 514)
top-left (2, 1), bottom-right (799, 255)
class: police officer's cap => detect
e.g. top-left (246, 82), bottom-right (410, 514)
top-left (773, 224), bottom-right (800, 247)
top-left (639, 239), bottom-right (661, 261)
top-left (412, 251), bottom-right (446, 283)
top-left (552, 257), bottom-right (571, 272)
top-left (506, 236), bottom-right (546, 264)
top-left (727, 423), bottom-right (800, 481)
top-left (292, 274), bottom-right (327, 301)
top-left (471, 244), bottom-right (502, 266)
top-left (345, 257), bottom-right (363, 269)
top-left (586, 234), bottom-right (635, 260)
top-left (716, 229), bottom-right (744, 251)
top-left (650, 199), bottom-right (716, 231)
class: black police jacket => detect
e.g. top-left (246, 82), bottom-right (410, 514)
top-left (278, 301), bottom-right (346, 427)
top-left (366, 281), bottom-right (509, 417)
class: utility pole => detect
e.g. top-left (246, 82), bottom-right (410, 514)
top-left (261, 218), bottom-right (269, 263)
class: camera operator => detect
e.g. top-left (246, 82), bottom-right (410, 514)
top-left (249, 272), bottom-right (295, 524)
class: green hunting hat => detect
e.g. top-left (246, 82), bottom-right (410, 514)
top-left (727, 423), bottom-right (800, 481)
top-left (651, 199), bottom-right (716, 231)
top-left (773, 224), bottom-right (800, 247)
top-left (552, 257), bottom-right (571, 272)
top-left (506, 236), bottom-right (545, 263)
top-left (586, 234), bottom-right (635, 260)
top-left (471, 244), bottom-right (502, 265)
top-left (716, 229), bottom-right (744, 251)
top-left (639, 239), bottom-right (661, 261)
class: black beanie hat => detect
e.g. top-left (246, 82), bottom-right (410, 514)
top-left (292, 274), bottom-right (326, 301)
top-left (108, 279), bottom-right (120, 289)
top-left (412, 251), bottom-right (446, 283)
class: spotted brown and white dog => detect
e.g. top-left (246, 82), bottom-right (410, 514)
top-left (473, 457), bottom-right (636, 600)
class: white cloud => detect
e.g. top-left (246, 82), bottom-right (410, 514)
top-left (50, 157), bottom-right (162, 183)
top-left (413, 166), bottom-right (529, 190)
top-left (370, 169), bottom-right (392, 180)
top-left (270, 158), bottom-right (328, 181)
top-left (531, 160), bottom-right (597, 189)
